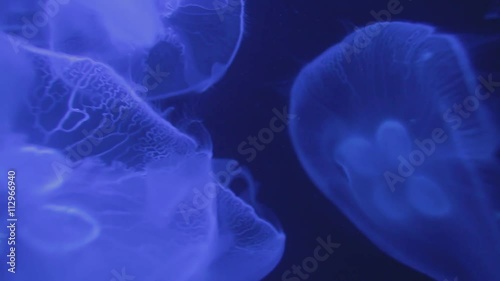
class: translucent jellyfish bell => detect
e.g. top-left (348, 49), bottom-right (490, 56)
top-left (289, 22), bottom-right (500, 280)
top-left (0, 30), bottom-right (283, 281)
top-left (44, 0), bottom-right (245, 98)
top-left (2, 39), bottom-right (204, 169)
top-left (0, 141), bottom-right (284, 281)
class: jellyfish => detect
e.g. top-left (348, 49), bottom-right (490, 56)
top-left (4, 41), bottom-right (203, 169)
top-left (0, 140), bottom-right (285, 281)
top-left (289, 22), bottom-right (500, 280)
top-left (24, 0), bottom-right (245, 99)
top-left (0, 32), bottom-right (284, 280)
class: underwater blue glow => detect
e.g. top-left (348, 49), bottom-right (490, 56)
top-left (0, 0), bottom-right (284, 278)
top-left (4, 42), bottom-right (201, 168)
top-left (2, 0), bottom-right (245, 99)
top-left (0, 138), bottom-right (284, 281)
top-left (289, 22), bottom-right (500, 280)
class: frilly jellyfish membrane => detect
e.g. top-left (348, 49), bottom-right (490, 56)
top-left (0, 0), bottom-right (284, 278)
top-left (289, 21), bottom-right (500, 280)
top-left (0, 137), bottom-right (284, 281)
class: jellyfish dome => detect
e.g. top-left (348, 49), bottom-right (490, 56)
top-left (0, 139), bottom-right (285, 281)
top-left (0, 27), bottom-right (284, 280)
top-left (3, 0), bottom-right (245, 99)
top-left (289, 22), bottom-right (500, 280)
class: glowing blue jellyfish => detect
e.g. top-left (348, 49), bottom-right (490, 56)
top-left (289, 22), bottom-right (500, 280)
top-left (0, 32), bottom-right (284, 281)
top-left (1, 0), bottom-right (244, 98)
top-left (0, 141), bottom-right (285, 281)
top-left (38, 0), bottom-right (245, 99)
top-left (4, 42), bottom-right (202, 169)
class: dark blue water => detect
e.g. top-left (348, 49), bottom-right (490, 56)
top-left (199, 0), bottom-right (500, 280)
